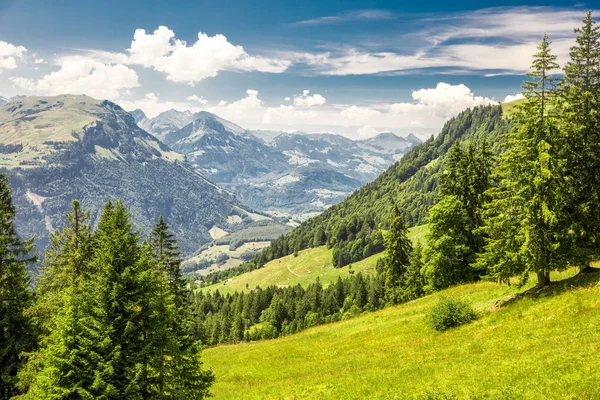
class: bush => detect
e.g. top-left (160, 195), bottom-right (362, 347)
top-left (427, 296), bottom-right (476, 331)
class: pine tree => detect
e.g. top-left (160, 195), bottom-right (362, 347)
top-left (478, 34), bottom-right (565, 287)
top-left (0, 174), bottom-right (36, 399)
top-left (425, 141), bottom-right (493, 290)
top-left (560, 11), bottom-right (600, 272)
top-left (383, 205), bottom-right (412, 305)
top-left (148, 217), bottom-right (214, 399)
top-left (22, 201), bottom-right (98, 399)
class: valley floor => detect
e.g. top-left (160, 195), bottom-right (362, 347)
top-left (203, 268), bottom-right (600, 399)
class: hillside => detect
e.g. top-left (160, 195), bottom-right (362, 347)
top-left (203, 268), bottom-right (600, 399)
top-left (200, 224), bottom-right (428, 294)
top-left (0, 95), bottom-right (262, 256)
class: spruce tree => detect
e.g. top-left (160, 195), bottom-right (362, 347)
top-left (478, 34), bottom-right (565, 287)
top-left (425, 141), bottom-right (493, 290)
top-left (560, 11), bottom-right (600, 272)
top-left (0, 174), bottom-right (36, 399)
top-left (148, 217), bottom-right (214, 399)
top-left (22, 201), bottom-right (98, 398)
top-left (383, 205), bottom-right (412, 305)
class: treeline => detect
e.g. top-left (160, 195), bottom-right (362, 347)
top-left (0, 177), bottom-right (213, 399)
top-left (192, 273), bottom-right (385, 345)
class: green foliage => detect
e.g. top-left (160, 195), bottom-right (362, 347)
top-left (21, 201), bottom-right (214, 399)
top-left (0, 174), bottom-right (36, 399)
top-left (426, 296), bottom-right (476, 332)
top-left (425, 140), bottom-right (492, 290)
top-left (192, 272), bottom-right (385, 346)
top-left (559, 11), bottom-right (600, 270)
top-left (383, 206), bottom-right (413, 305)
top-left (477, 34), bottom-right (566, 287)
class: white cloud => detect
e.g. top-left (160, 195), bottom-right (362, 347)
top-left (34, 58), bottom-right (47, 64)
top-left (340, 105), bottom-right (381, 122)
top-left (263, 105), bottom-right (317, 125)
top-left (409, 82), bottom-right (497, 119)
top-left (127, 26), bottom-right (290, 85)
top-left (123, 82), bottom-right (499, 138)
top-left (11, 57), bottom-right (139, 100)
top-left (300, 7), bottom-right (588, 76)
top-left (503, 93), bottom-right (525, 103)
top-left (284, 97), bottom-right (291, 102)
top-left (293, 9), bottom-right (394, 26)
top-left (0, 40), bottom-right (27, 71)
top-left (187, 94), bottom-right (208, 104)
top-left (293, 90), bottom-right (326, 107)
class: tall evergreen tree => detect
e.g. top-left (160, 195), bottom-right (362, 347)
top-left (425, 141), bottom-right (493, 290)
top-left (383, 206), bottom-right (412, 305)
top-left (21, 201), bottom-right (98, 399)
top-left (148, 217), bottom-right (214, 399)
top-left (560, 11), bottom-right (600, 272)
top-left (0, 174), bottom-right (36, 399)
top-left (478, 34), bottom-right (565, 287)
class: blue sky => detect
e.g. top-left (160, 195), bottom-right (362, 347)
top-left (0, 0), bottom-right (596, 138)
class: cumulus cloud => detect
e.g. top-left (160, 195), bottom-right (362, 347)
top-left (34, 58), bottom-right (47, 64)
top-left (186, 94), bottom-right (208, 104)
top-left (127, 26), bottom-right (290, 84)
top-left (340, 105), bottom-right (381, 122)
top-left (408, 82), bottom-right (497, 119)
top-left (503, 93), bottom-right (525, 102)
top-left (0, 40), bottom-right (27, 71)
top-left (11, 57), bottom-right (139, 100)
top-left (293, 90), bottom-right (326, 107)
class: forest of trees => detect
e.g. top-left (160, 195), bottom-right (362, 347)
top-left (0, 180), bottom-right (214, 399)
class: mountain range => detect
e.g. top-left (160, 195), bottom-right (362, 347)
top-left (132, 109), bottom-right (421, 221)
top-left (0, 95), bottom-right (270, 258)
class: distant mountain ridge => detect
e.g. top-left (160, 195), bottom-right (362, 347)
top-left (133, 109), bottom-right (422, 220)
top-left (0, 95), bottom-right (268, 257)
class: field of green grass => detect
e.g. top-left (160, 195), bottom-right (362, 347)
top-left (201, 225), bottom-right (429, 294)
top-left (203, 268), bottom-right (600, 399)
top-left (501, 98), bottom-right (527, 116)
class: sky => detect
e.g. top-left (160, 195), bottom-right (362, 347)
top-left (0, 0), bottom-right (596, 139)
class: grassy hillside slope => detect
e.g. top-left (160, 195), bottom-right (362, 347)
top-left (201, 225), bottom-right (428, 294)
top-left (204, 268), bottom-right (600, 399)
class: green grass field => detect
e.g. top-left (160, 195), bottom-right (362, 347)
top-left (501, 98), bottom-right (527, 116)
top-left (200, 225), bottom-right (429, 294)
top-left (203, 267), bottom-right (600, 399)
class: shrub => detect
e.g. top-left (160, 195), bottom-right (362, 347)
top-left (427, 296), bottom-right (476, 331)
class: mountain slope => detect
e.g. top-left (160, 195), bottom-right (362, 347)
top-left (0, 95), bottom-right (259, 256)
top-left (203, 268), bottom-right (600, 399)
top-left (236, 105), bottom-right (510, 272)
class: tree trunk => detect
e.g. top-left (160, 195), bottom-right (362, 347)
top-left (536, 270), bottom-right (550, 287)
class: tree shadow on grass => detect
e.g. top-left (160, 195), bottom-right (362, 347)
top-left (493, 266), bottom-right (600, 310)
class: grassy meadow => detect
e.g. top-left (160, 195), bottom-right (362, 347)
top-left (204, 268), bottom-right (600, 399)
top-left (200, 225), bottom-right (428, 294)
